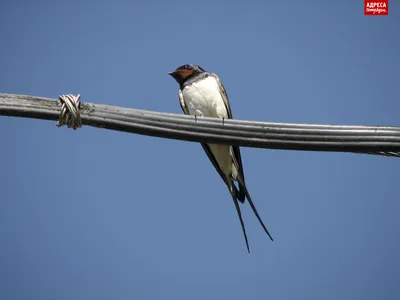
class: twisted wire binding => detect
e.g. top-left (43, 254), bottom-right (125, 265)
top-left (56, 94), bottom-right (82, 130)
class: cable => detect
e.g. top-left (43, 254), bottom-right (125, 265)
top-left (1, 93), bottom-right (399, 157)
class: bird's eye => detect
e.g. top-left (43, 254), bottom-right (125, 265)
top-left (177, 64), bottom-right (191, 71)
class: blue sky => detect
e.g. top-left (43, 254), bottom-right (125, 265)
top-left (0, 1), bottom-right (399, 299)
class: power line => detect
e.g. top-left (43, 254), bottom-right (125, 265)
top-left (1, 93), bottom-right (399, 157)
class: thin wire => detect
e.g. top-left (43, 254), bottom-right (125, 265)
top-left (1, 93), bottom-right (400, 157)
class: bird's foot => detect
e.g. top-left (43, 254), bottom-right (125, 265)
top-left (194, 114), bottom-right (203, 122)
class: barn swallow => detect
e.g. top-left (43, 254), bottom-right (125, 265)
top-left (169, 64), bottom-right (273, 252)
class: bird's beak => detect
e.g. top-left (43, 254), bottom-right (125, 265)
top-left (169, 71), bottom-right (179, 80)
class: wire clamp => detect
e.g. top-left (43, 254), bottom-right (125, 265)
top-left (56, 94), bottom-right (82, 130)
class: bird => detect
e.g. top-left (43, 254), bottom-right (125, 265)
top-left (169, 64), bottom-right (273, 252)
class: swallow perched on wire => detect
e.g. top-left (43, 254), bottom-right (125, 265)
top-left (169, 64), bottom-right (273, 252)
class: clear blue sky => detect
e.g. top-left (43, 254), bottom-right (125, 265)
top-left (1, 1), bottom-right (399, 300)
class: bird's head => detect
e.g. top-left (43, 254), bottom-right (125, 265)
top-left (168, 64), bottom-right (206, 85)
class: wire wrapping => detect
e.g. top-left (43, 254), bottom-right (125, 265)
top-left (56, 94), bottom-right (82, 129)
top-left (1, 93), bottom-right (400, 157)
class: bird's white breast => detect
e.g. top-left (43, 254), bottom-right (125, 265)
top-left (182, 76), bottom-right (228, 118)
top-left (182, 75), bottom-right (234, 177)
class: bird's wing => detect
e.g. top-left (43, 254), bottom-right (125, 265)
top-left (210, 73), bottom-right (233, 119)
top-left (211, 73), bottom-right (246, 203)
top-left (212, 74), bottom-right (273, 242)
